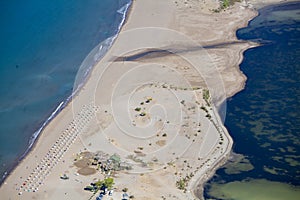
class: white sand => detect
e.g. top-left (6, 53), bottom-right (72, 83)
top-left (0, 0), bottom-right (287, 199)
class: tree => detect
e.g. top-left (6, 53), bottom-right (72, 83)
top-left (95, 180), bottom-right (103, 188)
top-left (103, 177), bottom-right (114, 190)
top-left (94, 177), bottom-right (114, 190)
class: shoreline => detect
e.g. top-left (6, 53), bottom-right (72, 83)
top-left (0, 0), bottom-right (289, 199)
top-left (192, 1), bottom-right (298, 199)
top-left (0, 0), bottom-right (133, 186)
top-left (200, 0), bottom-right (299, 199)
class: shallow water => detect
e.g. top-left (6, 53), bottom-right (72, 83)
top-left (204, 2), bottom-right (300, 199)
top-left (0, 0), bottom-right (131, 182)
top-left (208, 179), bottom-right (300, 200)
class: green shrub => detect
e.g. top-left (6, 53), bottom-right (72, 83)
top-left (135, 107), bottom-right (141, 112)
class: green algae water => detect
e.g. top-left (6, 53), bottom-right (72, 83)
top-left (204, 2), bottom-right (300, 199)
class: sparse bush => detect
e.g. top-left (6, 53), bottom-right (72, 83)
top-left (176, 179), bottom-right (186, 190)
top-left (135, 107), bottom-right (141, 112)
top-left (140, 112), bottom-right (146, 116)
top-left (222, 0), bottom-right (230, 9)
top-left (203, 89), bottom-right (210, 106)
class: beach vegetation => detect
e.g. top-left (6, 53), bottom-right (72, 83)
top-left (206, 114), bottom-right (212, 119)
top-left (84, 185), bottom-right (95, 191)
top-left (134, 107), bottom-right (141, 112)
top-left (176, 178), bottom-right (186, 190)
top-left (85, 178), bottom-right (114, 193)
top-left (139, 112), bottom-right (146, 116)
top-left (212, 8), bottom-right (221, 13)
top-left (190, 172), bottom-right (194, 177)
top-left (127, 154), bottom-right (146, 165)
top-left (104, 177), bottom-right (114, 189)
top-left (222, 0), bottom-right (230, 9)
top-left (212, 0), bottom-right (241, 12)
top-left (201, 106), bottom-right (208, 113)
top-left (145, 97), bottom-right (152, 103)
top-left (95, 177), bottom-right (114, 190)
top-left (138, 146), bottom-right (144, 150)
top-left (203, 89), bottom-right (210, 106)
top-left (176, 173), bottom-right (194, 192)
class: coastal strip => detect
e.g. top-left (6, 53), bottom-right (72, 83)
top-left (0, 0), bottom-right (287, 199)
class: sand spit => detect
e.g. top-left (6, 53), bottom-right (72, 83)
top-left (0, 0), bottom-right (287, 199)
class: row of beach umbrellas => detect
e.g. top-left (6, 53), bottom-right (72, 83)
top-left (17, 103), bottom-right (99, 194)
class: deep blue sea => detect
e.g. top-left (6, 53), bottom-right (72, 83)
top-left (0, 0), bottom-right (131, 182)
top-left (204, 2), bottom-right (300, 200)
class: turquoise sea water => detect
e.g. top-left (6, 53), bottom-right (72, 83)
top-left (204, 2), bottom-right (300, 199)
top-left (0, 0), bottom-right (131, 182)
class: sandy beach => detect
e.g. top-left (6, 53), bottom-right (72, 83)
top-left (0, 0), bottom-right (287, 199)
